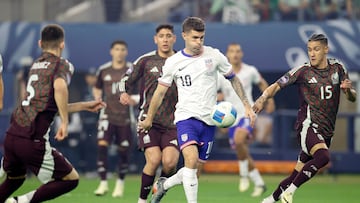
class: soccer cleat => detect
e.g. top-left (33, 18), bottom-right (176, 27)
top-left (150, 177), bottom-right (168, 203)
top-left (260, 196), bottom-right (275, 203)
top-left (112, 180), bottom-right (124, 197)
top-left (94, 181), bottom-right (109, 196)
top-left (280, 191), bottom-right (293, 203)
top-left (239, 177), bottom-right (250, 192)
top-left (251, 185), bottom-right (267, 197)
top-left (5, 197), bottom-right (17, 203)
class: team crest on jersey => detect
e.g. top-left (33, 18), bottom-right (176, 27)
top-left (205, 59), bottom-right (213, 69)
top-left (181, 133), bottom-right (188, 142)
top-left (104, 74), bottom-right (112, 81)
top-left (331, 72), bottom-right (339, 84)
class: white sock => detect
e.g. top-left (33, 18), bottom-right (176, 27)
top-left (249, 169), bottom-right (265, 186)
top-left (239, 160), bottom-right (249, 177)
top-left (116, 178), bottom-right (124, 185)
top-left (164, 167), bottom-right (184, 190)
top-left (182, 167), bottom-right (198, 203)
top-left (17, 190), bottom-right (35, 203)
top-left (137, 198), bottom-right (147, 203)
top-left (285, 183), bottom-right (297, 194)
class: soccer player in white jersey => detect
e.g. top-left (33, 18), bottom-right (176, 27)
top-left (217, 43), bottom-right (275, 197)
top-left (138, 17), bottom-right (256, 203)
top-left (0, 54), bottom-right (3, 112)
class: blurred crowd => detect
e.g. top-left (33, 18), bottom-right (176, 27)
top-left (168, 0), bottom-right (360, 23)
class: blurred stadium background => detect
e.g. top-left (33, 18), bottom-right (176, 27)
top-left (0, 0), bottom-right (360, 181)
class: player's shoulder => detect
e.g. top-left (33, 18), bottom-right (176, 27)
top-left (96, 61), bottom-right (112, 74)
top-left (328, 58), bottom-right (348, 73)
top-left (287, 62), bottom-right (311, 75)
top-left (203, 45), bottom-right (221, 55)
top-left (59, 58), bottom-right (74, 74)
top-left (133, 50), bottom-right (157, 65)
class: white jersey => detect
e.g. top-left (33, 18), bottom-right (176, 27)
top-left (218, 63), bottom-right (261, 123)
top-left (159, 46), bottom-right (234, 125)
top-left (0, 54), bottom-right (3, 73)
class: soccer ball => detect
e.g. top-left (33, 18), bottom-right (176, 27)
top-left (210, 101), bottom-right (237, 128)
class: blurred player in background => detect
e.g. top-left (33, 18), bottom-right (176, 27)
top-left (119, 24), bottom-right (179, 203)
top-left (217, 43), bottom-right (275, 197)
top-left (254, 34), bottom-right (357, 203)
top-left (93, 40), bottom-right (134, 198)
top-left (0, 54), bottom-right (3, 112)
top-left (139, 17), bottom-right (256, 203)
top-left (0, 24), bottom-right (105, 203)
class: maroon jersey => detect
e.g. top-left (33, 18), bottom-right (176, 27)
top-left (124, 51), bottom-right (177, 128)
top-left (7, 52), bottom-right (73, 140)
top-left (95, 62), bottom-right (132, 126)
top-left (277, 58), bottom-right (348, 137)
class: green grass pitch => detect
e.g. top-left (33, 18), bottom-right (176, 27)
top-left (4, 173), bottom-right (360, 203)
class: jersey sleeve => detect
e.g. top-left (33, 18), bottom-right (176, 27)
top-left (336, 59), bottom-right (349, 82)
top-left (251, 66), bottom-right (262, 84)
top-left (125, 57), bottom-right (146, 91)
top-left (0, 54), bottom-right (3, 73)
top-left (158, 58), bottom-right (174, 87)
top-left (276, 65), bottom-right (304, 88)
top-left (214, 49), bottom-right (234, 79)
top-left (95, 68), bottom-right (103, 89)
top-left (54, 59), bottom-right (74, 85)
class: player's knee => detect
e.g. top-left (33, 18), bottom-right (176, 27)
top-left (63, 168), bottom-right (80, 181)
top-left (314, 148), bottom-right (330, 168)
top-left (162, 157), bottom-right (178, 170)
top-left (146, 155), bottom-right (162, 169)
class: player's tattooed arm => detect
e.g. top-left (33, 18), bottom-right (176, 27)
top-left (253, 83), bottom-right (281, 113)
top-left (229, 76), bottom-right (250, 108)
top-left (341, 79), bottom-right (357, 102)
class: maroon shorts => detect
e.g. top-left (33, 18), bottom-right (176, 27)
top-left (296, 123), bottom-right (332, 156)
top-left (3, 134), bottom-right (73, 183)
top-left (97, 120), bottom-right (133, 148)
top-left (137, 123), bottom-right (179, 151)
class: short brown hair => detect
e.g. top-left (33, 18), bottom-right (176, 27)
top-left (40, 24), bottom-right (65, 49)
top-left (182, 17), bottom-right (205, 33)
top-left (308, 34), bottom-right (328, 46)
top-left (156, 24), bottom-right (174, 34)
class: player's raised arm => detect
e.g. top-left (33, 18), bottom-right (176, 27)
top-left (228, 76), bottom-right (256, 127)
top-left (138, 84), bottom-right (169, 131)
top-left (253, 82), bottom-right (281, 114)
top-left (340, 79), bottom-right (357, 102)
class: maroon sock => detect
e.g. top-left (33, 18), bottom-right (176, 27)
top-left (139, 172), bottom-right (155, 200)
top-left (118, 149), bottom-right (129, 180)
top-left (272, 170), bottom-right (298, 201)
top-left (293, 149), bottom-right (330, 187)
top-left (0, 177), bottom-right (25, 202)
top-left (30, 179), bottom-right (78, 203)
top-left (97, 146), bottom-right (108, 180)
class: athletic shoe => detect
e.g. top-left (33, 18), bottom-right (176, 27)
top-left (94, 181), bottom-right (109, 196)
top-left (112, 180), bottom-right (124, 197)
top-left (280, 191), bottom-right (293, 203)
top-left (251, 185), bottom-right (267, 197)
top-left (260, 196), bottom-right (275, 203)
top-left (150, 177), bottom-right (168, 203)
top-left (239, 177), bottom-right (250, 192)
top-left (5, 197), bottom-right (17, 203)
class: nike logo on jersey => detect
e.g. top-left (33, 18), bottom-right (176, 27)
top-left (308, 77), bottom-right (318, 84)
top-left (178, 66), bottom-right (187, 71)
top-left (150, 66), bottom-right (159, 73)
top-left (104, 74), bottom-right (112, 81)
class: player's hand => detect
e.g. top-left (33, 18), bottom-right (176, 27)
top-left (138, 117), bottom-right (152, 133)
top-left (245, 107), bottom-right (257, 128)
top-left (253, 96), bottom-right (266, 114)
top-left (55, 122), bottom-right (68, 141)
top-left (340, 79), bottom-right (352, 90)
top-left (83, 100), bottom-right (106, 112)
top-left (120, 93), bottom-right (131, 105)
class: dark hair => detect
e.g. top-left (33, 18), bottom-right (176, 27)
top-left (40, 24), bottom-right (65, 49)
top-left (156, 24), bottom-right (174, 33)
top-left (111, 40), bottom-right (128, 49)
top-left (182, 17), bottom-right (205, 33)
top-left (308, 34), bottom-right (328, 45)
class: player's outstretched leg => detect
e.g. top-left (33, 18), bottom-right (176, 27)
top-left (0, 177), bottom-right (25, 203)
top-left (94, 145), bottom-right (109, 196)
top-left (150, 177), bottom-right (168, 203)
top-left (249, 167), bottom-right (266, 197)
